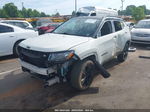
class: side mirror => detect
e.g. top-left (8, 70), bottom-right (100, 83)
top-left (97, 31), bottom-right (101, 37)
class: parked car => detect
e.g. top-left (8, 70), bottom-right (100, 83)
top-left (38, 23), bottom-right (61, 35)
top-left (36, 19), bottom-right (52, 28)
top-left (0, 23), bottom-right (38, 57)
top-left (18, 16), bottom-right (131, 91)
top-left (131, 19), bottom-right (150, 44)
top-left (0, 20), bottom-right (33, 29)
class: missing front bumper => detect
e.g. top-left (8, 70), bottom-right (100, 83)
top-left (19, 59), bottom-right (56, 75)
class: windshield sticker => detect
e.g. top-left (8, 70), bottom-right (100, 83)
top-left (85, 19), bottom-right (97, 23)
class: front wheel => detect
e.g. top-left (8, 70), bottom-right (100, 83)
top-left (117, 43), bottom-right (129, 62)
top-left (70, 60), bottom-right (95, 91)
top-left (13, 41), bottom-right (22, 57)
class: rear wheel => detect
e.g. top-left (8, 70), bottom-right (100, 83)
top-left (117, 43), bottom-right (129, 62)
top-left (70, 59), bottom-right (95, 91)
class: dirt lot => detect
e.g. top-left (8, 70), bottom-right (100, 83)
top-left (0, 44), bottom-right (150, 111)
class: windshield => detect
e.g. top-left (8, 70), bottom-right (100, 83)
top-left (135, 21), bottom-right (150, 29)
top-left (53, 18), bottom-right (101, 37)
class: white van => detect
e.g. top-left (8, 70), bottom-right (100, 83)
top-left (76, 6), bottom-right (118, 17)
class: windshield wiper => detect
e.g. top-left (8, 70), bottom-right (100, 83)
top-left (59, 32), bottom-right (70, 35)
top-left (53, 32), bottom-right (71, 35)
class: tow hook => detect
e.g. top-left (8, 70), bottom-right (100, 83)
top-left (94, 60), bottom-right (111, 78)
top-left (44, 76), bottom-right (60, 88)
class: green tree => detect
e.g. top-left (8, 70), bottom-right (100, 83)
top-left (0, 9), bottom-right (8, 18)
top-left (118, 10), bottom-right (126, 15)
top-left (0, 3), bottom-right (50, 18)
top-left (125, 5), bottom-right (136, 15)
top-left (40, 12), bottom-right (46, 17)
top-left (18, 10), bottom-right (23, 18)
top-left (132, 7), bottom-right (145, 21)
top-left (21, 7), bottom-right (28, 18)
top-left (27, 8), bottom-right (33, 17)
top-left (32, 9), bottom-right (40, 17)
top-left (3, 3), bottom-right (18, 17)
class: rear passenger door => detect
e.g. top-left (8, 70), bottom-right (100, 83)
top-left (113, 21), bottom-right (127, 53)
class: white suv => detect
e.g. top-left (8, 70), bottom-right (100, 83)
top-left (18, 17), bottom-right (131, 91)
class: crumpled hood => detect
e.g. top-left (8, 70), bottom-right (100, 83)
top-left (20, 33), bottom-right (90, 52)
top-left (131, 28), bottom-right (150, 34)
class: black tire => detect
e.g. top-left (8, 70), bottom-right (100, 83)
top-left (13, 41), bottom-right (22, 57)
top-left (117, 43), bottom-right (129, 62)
top-left (70, 59), bottom-right (95, 91)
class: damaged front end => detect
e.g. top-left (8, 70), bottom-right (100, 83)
top-left (18, 46), bottom-right (79, 86)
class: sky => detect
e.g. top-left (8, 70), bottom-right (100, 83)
top-left (0, 0), bottom-right (150, 15)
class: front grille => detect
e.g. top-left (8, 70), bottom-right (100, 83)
top-left (18, 46), bottom-right (49, 68)
top-left (132, 39), bottom-right (150, 43)
top-left (134, 33), bottom-right (150, 37)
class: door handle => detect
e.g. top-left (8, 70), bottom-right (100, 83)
top-left (114, 36), bottom-right (117, 38)
top-left (9, 36), bottom-right (14, 37)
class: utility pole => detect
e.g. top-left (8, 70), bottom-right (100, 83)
top-left (75, 0), bottom-right (77, 13)
top-left (22, 2), bottom-right (24, 10)
top-left (121, 0), bottom-right (125, 11)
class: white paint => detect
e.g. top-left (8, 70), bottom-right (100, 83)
top-left (0, 23), bottom-right (38, 57)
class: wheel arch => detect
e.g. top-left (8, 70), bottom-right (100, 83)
top-left (13, 39), bottom-right (25, 48)
top-left (13, 39), bottom-right (25, 55)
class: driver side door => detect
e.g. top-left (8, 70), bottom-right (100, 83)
top-left (0, 25), bottom-right (16, 56)
top-left (96, 21), bottom-right (116, 64)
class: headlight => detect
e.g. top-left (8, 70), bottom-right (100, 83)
top-left (48, 50), bottom-right (74, 63)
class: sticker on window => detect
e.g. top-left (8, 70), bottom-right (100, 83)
top-left (85, 19), bottom-right (97, 23)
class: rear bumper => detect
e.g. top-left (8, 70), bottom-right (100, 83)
top-left (19, 59), bottom-right (56, 75)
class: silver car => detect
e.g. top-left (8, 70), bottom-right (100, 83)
top-left (131, 19), bottom-right (150, 44)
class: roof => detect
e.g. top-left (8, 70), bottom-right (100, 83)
top-left (73, 16), bottom-right (122, 21)
top-left (0, 20), bottom-right (28, 23)
top-left (105, 17), bottom-right (123, 21)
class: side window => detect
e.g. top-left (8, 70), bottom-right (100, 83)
top-left (100, 21), bottom-right (113, 36)
top-left (114, 21), bottom-right (122, 32)
top-left (0, 25), bottom-right (14, 33)
top-left (14, 22), bottom-right (26, 28)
